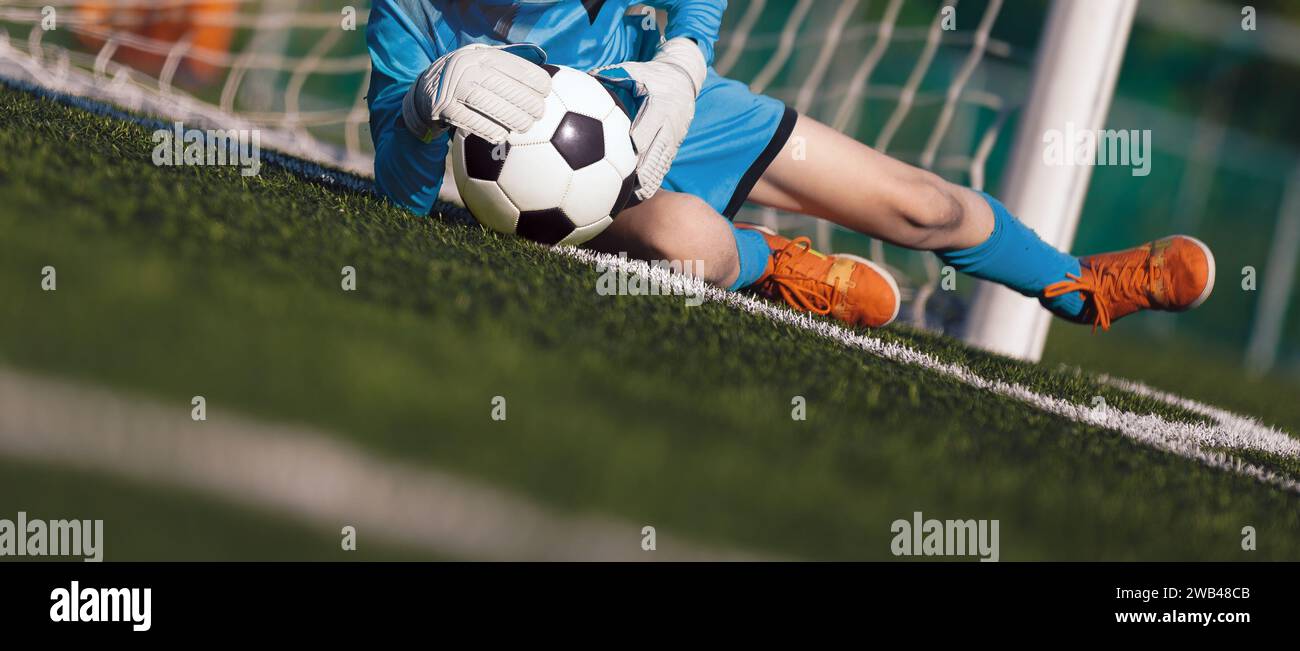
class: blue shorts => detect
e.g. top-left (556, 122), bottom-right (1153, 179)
top-left (662, 69), bottom-right (795, 219)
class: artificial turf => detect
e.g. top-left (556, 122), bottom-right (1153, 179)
top-left (1, 82), bottom-right (1298, 560)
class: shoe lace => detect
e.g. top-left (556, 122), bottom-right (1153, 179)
top-left (1042, 255), bottom-right (1156, 332)
top-left (760, 237), bottom-right (843, 316)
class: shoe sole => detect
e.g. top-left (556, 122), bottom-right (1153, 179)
top-left (735, 222), bottom-right (777, 236)
top-left (1177, 235), bottom-right (1216, 310)
top-left (737, 223), bottom-right (901, 327)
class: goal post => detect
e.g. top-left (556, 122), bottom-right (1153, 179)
top-left (962, 0), bottom-right (1139, 360)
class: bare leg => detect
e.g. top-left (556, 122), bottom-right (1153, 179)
top-left (748, 114), bottom-right (994, 251)
top-left (585, 190), bottom-right (741, 288)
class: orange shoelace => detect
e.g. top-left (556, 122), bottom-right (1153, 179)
top-left (760, 237), bottom-right (843, 316)
top-left (1043, 257), bottom-right (1157, 332)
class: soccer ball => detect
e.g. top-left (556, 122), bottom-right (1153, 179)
top-left (450, 63), bottom-right (638, 247)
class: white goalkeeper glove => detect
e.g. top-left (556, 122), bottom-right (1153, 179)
top-left (402, 43), bottom-right (552, 145)
top-left (593, 37), bottom-right (707, 202)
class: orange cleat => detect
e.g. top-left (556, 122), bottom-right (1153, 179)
top-left (736, 223), bottom-right (901, 328)
top-left (1043, 235), bottom-right (1216, 331)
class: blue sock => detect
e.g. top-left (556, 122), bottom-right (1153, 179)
top-left (937, 192), bottom-right (1084, 318)
top-left (729, 225), bottom-right (772, 291)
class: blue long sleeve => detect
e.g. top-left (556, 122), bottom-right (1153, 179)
top-left (642, 0), bottom-right (727, 64)
top-left (366, 0), bottom-right (450, 215)
top-left (365, 0), bottom-right (734, 215)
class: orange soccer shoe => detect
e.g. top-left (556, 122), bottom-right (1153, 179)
top-left (736, 223), bottom-right (901, 328)
top-left (1043, 235), bottom-right (1216, 331)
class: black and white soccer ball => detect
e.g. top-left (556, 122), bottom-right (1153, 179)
top-left (450, 64), bottom-right (638, 247)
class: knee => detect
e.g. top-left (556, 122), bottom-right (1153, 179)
top-left (893, 172), bottom-right (966, 243)
top-left (634, 193), bottom-right (738, 284)
top-left (638, 194), bottom-right (722, 255)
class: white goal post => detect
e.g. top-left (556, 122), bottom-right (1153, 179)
top-left (962, 0), bottom-right (1139, 360)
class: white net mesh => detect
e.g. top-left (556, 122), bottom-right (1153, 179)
top-left (0, 0), bottom-right (374, 173)
top-left (715, 0), bottom-right (1025, 329)
top-left (0, 0), bottom-right (1037, 330)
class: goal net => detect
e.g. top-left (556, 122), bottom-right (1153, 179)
top-left (716, 0), bottom-right (1022, 333)
top-left (0, 0), bottom-right (375, 173)
top-left (0, 0), bottom-right (1133, 356)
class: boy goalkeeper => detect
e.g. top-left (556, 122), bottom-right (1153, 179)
top-left (368, 0), bottom-right (1215, 330)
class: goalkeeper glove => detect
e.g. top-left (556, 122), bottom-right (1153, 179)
top-left (402, 43), bottom-right (552, 144)
top-left (593, 37), bottom-right (707, 202)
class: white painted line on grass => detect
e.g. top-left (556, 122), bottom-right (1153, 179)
top-left (561, 247), bottom-right (1300, 495)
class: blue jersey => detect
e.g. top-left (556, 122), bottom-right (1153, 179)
top-left (366, 0), bottom-right (727, 214)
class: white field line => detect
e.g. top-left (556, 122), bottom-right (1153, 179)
top-left (1098, 375), bottom-right (1300, 456)
top-left (564, 248), bottom-right (1300, 495)
top-left (0, 368), bottom-right (757, 561)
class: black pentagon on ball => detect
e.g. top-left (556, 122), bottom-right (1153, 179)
top-left (516, 208), bottom-right (576, 246)
top-left (551, 112), bottom-right (605, 170)
top-left (464, 133), bottom-right (509, 181)
top-left (539, 63), bottom-right (561, 77)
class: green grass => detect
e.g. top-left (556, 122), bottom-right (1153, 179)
top-left (1046, 325), bottom-right (1300, 439)
top-left (1, 82), bottom-right (1298, 560)
top-left (1044, 326), bottom-right (1300, 481)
